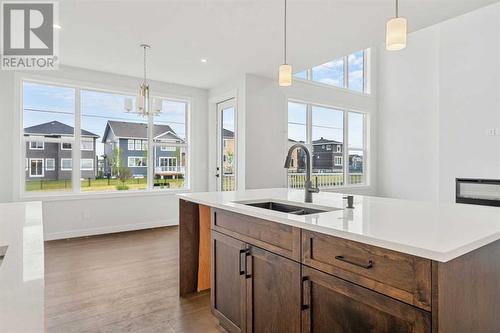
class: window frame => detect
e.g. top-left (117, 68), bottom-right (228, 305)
top-left (81, 137), bottom-right (94, 151)
top-left (80, 158), bottom-right (94, 171)
top-left (18, 77), bottom-right (191, 199)
top-left (61, 142), bottom-right (72, 150)
top-left (29, 141), bottom-right (44, 150)
top-left (29, 158), bottom-right (44, 177)
top-left (287, 99), bottom-right (368, 189)
top-left (60, 158), bottom-right (73, 171)
top-left (45, 158), bottom-right (55, 171)
top-left (128, 156), bottom-right (147, 168)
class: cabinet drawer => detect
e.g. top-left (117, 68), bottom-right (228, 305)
top-left (212, 209), bottom-right (301, 261)
top-left (302, 230), bottom-right (432, 311)
top-left (302, 266), bottom-right (431, 333)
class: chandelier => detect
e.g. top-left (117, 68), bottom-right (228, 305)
top-left (124, 44), bottom-right (162, 116)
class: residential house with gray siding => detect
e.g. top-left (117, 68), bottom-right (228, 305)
top-left (24, 121), bottom-right (99, 181)
top-left (101, 121), bottom-right (185, 179)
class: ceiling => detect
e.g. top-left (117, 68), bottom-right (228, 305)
top-left (58, 0), bottom-right (498, 89)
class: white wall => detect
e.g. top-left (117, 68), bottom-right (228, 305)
top-left (0, 65), bottom-right (208, 239)
top-left (0, 72), bottom-right (14, 203)
top-left (377, 2), bottom-right (500, 202)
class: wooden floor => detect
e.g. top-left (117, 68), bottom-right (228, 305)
top-left (44, 227), bottom-right (224, 333)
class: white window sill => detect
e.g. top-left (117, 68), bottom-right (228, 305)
top-left (18, 188), bottom-right (192, 202)
top-left (293, 78), bottom-right (374, 98)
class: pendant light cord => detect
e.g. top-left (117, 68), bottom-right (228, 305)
top-left (284, 0), bottom-right (287, 64)
top-left (143, 46), bottom-right (147, 84)
top-left (395, 0), bottom-right (399, 18)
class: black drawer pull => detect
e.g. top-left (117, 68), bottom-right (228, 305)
top-left (239, 249), bottom-right (246, 275)
top-left (335, 255), bottom-right (373, 269)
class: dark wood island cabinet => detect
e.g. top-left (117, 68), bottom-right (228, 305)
top-left (179, 198), bottom-right (500, 333)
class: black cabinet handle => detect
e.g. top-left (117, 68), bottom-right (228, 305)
top-left (239, 249), bottom-right (246, 275)
top-left (335, 255), bottom-right (373, 269)
top-left (301, 276), bottom-right (311, 310)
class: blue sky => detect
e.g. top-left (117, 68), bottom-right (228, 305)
top-left (23, 82), bottom-right (186, 156)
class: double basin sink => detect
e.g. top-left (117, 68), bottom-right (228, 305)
top-left (237, 200), bottom-right (339, 216)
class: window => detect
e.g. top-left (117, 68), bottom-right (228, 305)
top-left (29, 159), bottom-right (44, 177)
top-left (23, 81), bottom-right (74, 192)
top-left (61, 158), bottom-right (72, 170)
top-left (312, 58), bottom-right (344, 88)
top-left (29, 141), bottom-right (44, 150)
top-left (80, 159), bottom-right (94, 170)
top-left (61, 142), bottom-right (72, 150)
top-left (46, 158), bottom-right (55, 171)
top-left (134, 139), bottom-right (142, 151)
top-left (294, 49), bottom-right (369, 94)
top-left (81, 138), bottom-right (94, 151)
top-left (287, 101), bottom-right (367, 188)
top-left (128, 156), bottom-right (147, 167)
top-left (22, 81), bottom-right (189, 195)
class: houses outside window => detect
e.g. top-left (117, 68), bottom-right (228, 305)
top-left (294, 49), bottom-right (369, 94)
top-left (22, 80), bottom-right (189, 195)
top-left (287, 101), bottom-right (366, 188)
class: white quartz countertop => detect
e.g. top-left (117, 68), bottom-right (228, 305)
top-left (0, 202), bottom-right (44, 333)
top-left (179, 188), bottom-right (500, 262)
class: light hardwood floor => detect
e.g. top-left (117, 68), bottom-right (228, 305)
top-left (44, 227), bottom-right (224, 333)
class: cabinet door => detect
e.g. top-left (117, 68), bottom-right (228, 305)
top-left (211, 231), bottom-right (247, 333)
top-left (302, 266), bottom-right (431, 333)
top-left (246, 245), bottom-right (301, 333)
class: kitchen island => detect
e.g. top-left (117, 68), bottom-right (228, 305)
top-left (178, 189), bottom-right (500, 333)
top-left (0, 202), bottom-right (44, 333)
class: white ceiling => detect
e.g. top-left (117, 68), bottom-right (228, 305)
top-left (58, 0), bottom-right (498, 89)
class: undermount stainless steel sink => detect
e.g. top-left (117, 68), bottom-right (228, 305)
top-left (238, 200), bottom-right (337, 216)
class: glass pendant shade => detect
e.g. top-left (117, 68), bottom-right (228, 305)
top-left (279, 64), bottom-right (292, 87)
top-left (386, 17), bottom-right (407, 51)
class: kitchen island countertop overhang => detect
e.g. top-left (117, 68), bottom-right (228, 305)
top-left (178, 188), bottom-right (500, 262)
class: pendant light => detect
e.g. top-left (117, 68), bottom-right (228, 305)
top-left (386, 0), bottom-right (407, 51)
top-left (279, 0), bottom-right (292, 86)
top-left (124, 44), bottom-right (163, 116)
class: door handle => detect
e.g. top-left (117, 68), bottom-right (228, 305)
top-left (239, 249), bottom-right (246, 275)
top-left (335, 255), bottom-right (373, 269)
top-left (301, 276), bottom-right (311, 310)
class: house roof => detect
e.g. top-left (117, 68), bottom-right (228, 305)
top-left (24, 121), bottom-right (99, 138)
top-left (312, 137), bottom-right (342, 145)
top-left (102, 120), bottom-right (184, 143)
top-left (223, 128), bottom-right (234, 138)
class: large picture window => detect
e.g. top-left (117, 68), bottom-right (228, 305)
top-left (21, 80), bottom-right (189, 195)
top-left (287, 101), bottom-right (367, 189)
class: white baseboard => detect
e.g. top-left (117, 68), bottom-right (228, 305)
top-left (43, 218), bottom-right (178, 241)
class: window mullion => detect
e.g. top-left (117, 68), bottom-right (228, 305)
top-left (343, 110), bottom-right (349, 186)
top-left (147, 102), bottom-right (154, 191)
top-left (73, 88), bottom-right (81, 193)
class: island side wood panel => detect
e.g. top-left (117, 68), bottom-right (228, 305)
top-left (179, 199), bottom-right (200, 296)
top-left (197, 204), bottom-right (212, 292)
top-left (435, 238), bottom-right (500, 333)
